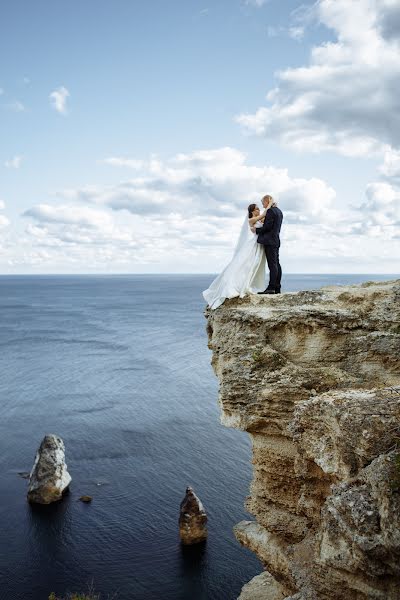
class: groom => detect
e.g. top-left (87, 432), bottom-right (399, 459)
top-left (257, 194), bottom-right (283, 294)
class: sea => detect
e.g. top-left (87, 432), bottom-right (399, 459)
top-left (0, 274), bottom-right (397, 600)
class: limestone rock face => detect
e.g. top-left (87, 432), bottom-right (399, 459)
top-left (206, 280), bottom-right (400, 599)
top-left (238, 571), bottom-right (286, 600)
top-left (179, 486), bottom-right (208, 545)
top-left (27, 434), bottom-right (72, 504)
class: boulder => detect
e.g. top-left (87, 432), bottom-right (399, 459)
top-left (79, 495), bottom-right (92, 503)
top-left (27, 434), bottom-right (72, 504)
top-left (179, 486), bottom-right (208, 545)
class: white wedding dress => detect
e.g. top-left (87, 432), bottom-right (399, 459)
top-left (203, 218), bottom-right (266, 309)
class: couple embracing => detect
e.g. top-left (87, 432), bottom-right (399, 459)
top-left (203, 195), bottom-right (283, 310)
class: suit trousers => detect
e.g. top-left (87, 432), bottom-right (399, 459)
top-left (264, 245), bottom-right (282, 291)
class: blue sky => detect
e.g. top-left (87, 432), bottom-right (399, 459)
top-left (1, 0), bottom-right (399, 273)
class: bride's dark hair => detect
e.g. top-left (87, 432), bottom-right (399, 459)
top-left (248, 203), bottom-right (256, 218)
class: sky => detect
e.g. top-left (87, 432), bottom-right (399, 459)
top-left (0, 0), bottom-right (399, 274)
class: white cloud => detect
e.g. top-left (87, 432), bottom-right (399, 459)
top-left (6, 146), bottom-right (398, 273)
top-left (288, 26), bottom-right (305, 41)
top-left (23, 204), bottom-right (138, 246)
top-left (235, 0), bottom-right (400, 252)
top-left (62, 147), bottom-right (337, 225)
top-left (0, 215), bottom-right (9, 228)
top-left (352, 181), bottom-right (400, 238)
top-left (102, 157), bottom-right (145, 169)
top-left (19, 201), bottom-right (165, 270)
top-left (380, 147), bottom-right (400, 178)
top-left (24, 204), bottom-right (116, 229)
top-left (4, 155), bottom-right (23, 169)
top-left (12, 147), bottom-right (349, 271)
top-left (0, 200), bottom-right (9, 228)
top-left (49, 86), bottom-right (70, 115)
top-left (236, 0), bottom-right (400, 157)
top-left (266, 24), bottom-right (305, 41)
top-left (23, 203), bottom-right (141, 263)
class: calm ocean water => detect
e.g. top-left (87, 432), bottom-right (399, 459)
top-left (0, 274), bottom-right (397, 600)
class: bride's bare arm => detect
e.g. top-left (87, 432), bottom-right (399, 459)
top-left (248, 211), bottom-right (266, 226)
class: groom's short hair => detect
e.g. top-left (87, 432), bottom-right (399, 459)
top-left (262, 194), bottom-right (273, 203)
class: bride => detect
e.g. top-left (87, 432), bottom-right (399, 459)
top-left (203, 203), bottom-right (267, 309)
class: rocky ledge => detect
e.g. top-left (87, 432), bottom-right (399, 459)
top-left (206, 279), bottom-right (400, 600)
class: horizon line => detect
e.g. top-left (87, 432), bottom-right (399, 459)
top-left (0, 273), bottom-right (399, 277)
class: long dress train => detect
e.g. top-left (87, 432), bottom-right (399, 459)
top-left (203, 219), bottom-right (266, 310)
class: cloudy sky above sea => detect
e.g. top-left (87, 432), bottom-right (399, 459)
top-left (1, 0), bottom-right (399, 274)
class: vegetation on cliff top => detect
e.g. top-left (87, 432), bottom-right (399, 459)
top-left (49, 594), bottom-right (99, 600)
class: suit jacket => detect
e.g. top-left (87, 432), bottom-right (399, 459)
top-left (257, 206), bottom-right (283, 247)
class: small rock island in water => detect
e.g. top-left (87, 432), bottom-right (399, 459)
top-left (179, 486), bottom-right (208, 545)
top-left (27, 434), bottom-right (72, 504)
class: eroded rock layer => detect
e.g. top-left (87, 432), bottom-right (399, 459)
top-left (206, 280), bottom-right (400, 600)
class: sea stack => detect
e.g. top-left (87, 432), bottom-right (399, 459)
top-left (179, 486), bottom-right (208, 545)
top-left (27, 434), bottom-right (72, 504)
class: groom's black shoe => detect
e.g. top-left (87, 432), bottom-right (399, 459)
top-left (275, 287), bottom-right (281, 294)
top-left (258, 289), bottom-right (275, 295)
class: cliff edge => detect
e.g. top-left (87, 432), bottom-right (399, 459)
top-left (206, 279), bottom-right (400, 600)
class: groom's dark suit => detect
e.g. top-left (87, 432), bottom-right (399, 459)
top-left (257, 206), bottom-right (283, 292)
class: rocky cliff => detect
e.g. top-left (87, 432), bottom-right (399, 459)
top-left (206, 280), bottom-right (400, 600)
